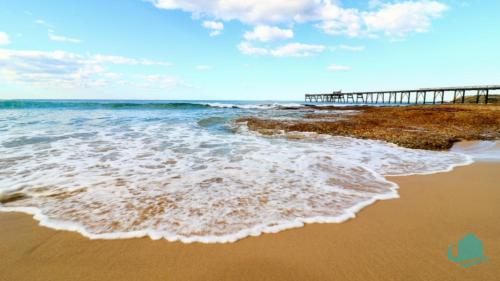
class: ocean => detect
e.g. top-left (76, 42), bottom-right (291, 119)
top-left (0, 99), bottom-right (488, 243)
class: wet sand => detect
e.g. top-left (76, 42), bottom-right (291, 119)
top-left (1, 162), bottom-right (499, 281)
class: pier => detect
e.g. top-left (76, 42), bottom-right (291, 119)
top-left (305, 85), bottom-right (500, 104)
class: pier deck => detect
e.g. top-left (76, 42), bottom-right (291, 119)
top-left (305, 85), bottom-right (500, 104)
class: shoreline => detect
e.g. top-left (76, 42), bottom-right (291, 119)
top-left (0, 140), bottom-right (478, 244)
top-left (1, 161), bottom-right (499, 280)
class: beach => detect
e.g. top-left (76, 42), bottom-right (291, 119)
top-left (2, 0), bottom-right (500, 279)
top-left (1, 161), bottom-right (498, 281)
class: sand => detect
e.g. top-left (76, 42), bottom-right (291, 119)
top-left (1, 162), bottom-right (499, 281)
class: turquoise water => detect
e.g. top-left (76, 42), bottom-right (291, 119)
top-left (0, 99), bottom-right (304, 109)
top-left (0, 100), bottom-right (474, 243)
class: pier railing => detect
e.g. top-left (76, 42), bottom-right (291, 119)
top-left (305, 85), bottom-right (500, 104)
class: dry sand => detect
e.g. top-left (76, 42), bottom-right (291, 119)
top-left (1, 162), bottom-right (499, 281)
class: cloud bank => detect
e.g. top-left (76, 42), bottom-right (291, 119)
top-left (148, 0), bottom-right (448, 38)
top-left (0, 49), bottom-right (172, 88)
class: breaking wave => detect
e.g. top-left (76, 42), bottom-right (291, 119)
top-left (0, 107), bottom-right (475, 243)
top-left (0, 100), bottom-right (306, 110)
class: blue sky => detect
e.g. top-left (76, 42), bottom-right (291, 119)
top-left (0, 0), bottom-right (499, 100)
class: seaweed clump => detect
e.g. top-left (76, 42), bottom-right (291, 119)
top-left (236, 105), bottom-right (500, 150)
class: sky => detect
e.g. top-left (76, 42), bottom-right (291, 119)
top-left (0, 0), bottom-right (499, 101)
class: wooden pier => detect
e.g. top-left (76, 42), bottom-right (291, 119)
top-left (305, 85), bottom-right (500, 105)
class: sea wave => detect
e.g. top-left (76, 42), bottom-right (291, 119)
top-left (0, 108), bottom-right (476, 243)
top-left (0, 100), bottom-right (306, 110)
top-left (0, 100), bottom-right (212, 110)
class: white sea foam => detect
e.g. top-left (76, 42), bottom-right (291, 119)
top-left (451, 141), bottom-right (500, 162)
top-left (0, 109), bottom-right (476, 243)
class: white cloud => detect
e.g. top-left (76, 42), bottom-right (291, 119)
top-left (0, 49), bottom-right (171, 88)
top-left (238, 42), bottom-right (325, 57)
top-left (35, 19), bottom-right (53, 28)
top-left (202, 20), bottom-right (224, 36)
top-left (237, 42), bottom-right (270, 56)
top-left (92, 54), bottom-right (171, 66)
top-left (149, 0), bottom-right (448, 38)
top-left (35, 19), bottom-right (84, 44)
top-left (271, 43), bottom-right (326, 57)
top-left (34, 19), bottom-right (84, 44)
top-left (195, 65), bottom-right (211, 71)
top-left (0, 49), bottom-right (107, 88)
top-left (49, 33), bottom-right (82, 44)
top-left (314, 3), bottom-right (362, 37)
top-left (244, 25), bottom-right (293, 42)
top-left (203, 21), bottom-right (223, 30)
top-left (148, 0), bottom-right (322, 25)
top-left (0, 32), bottom-right (10, 45)
top-left (327, 64), bottom-right (351, 72)
top-left (363, 1), bottom-right (448, 37)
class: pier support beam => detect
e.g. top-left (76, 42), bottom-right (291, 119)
top-left (388, 92), bottom-right (397, 104)
top-left (345, 94), bottom-right (355, 103)
top-left (356, 94), bottom-right (365, 103)
top-left (369, 93), bottom-right (375, 104)
top-left (376, 92), bottom-right (385, 103)
top-left (433, 90), bottom-right (444, 104)
top-left (400, 91), bottom-right (411, 104)
top-left (453, 90), bottom-right (466, 104)
top-left (477, 89), bottom-right (489, 104)
top-left (416, 91), bottom-right (426, 104)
